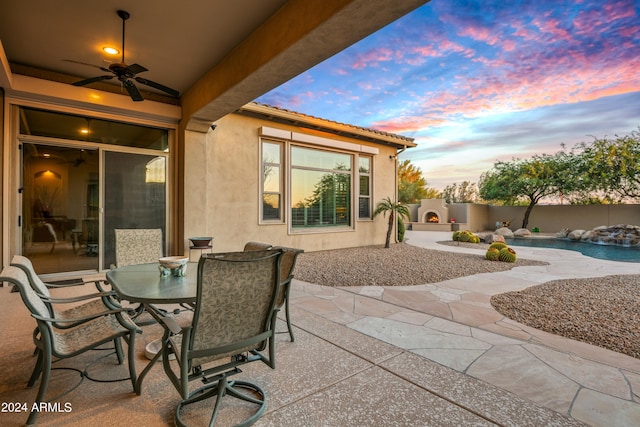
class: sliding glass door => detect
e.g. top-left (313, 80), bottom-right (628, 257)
top-left (102, 151), bottom-right (167, 268)
top-left (18, 106), bottom-right (170, 277)
top-left (21, 143), bottom-right (100, 274)
top-left (21, 145), bottom-right (167, 274)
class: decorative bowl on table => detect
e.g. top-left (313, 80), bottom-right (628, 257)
top-left (189, 237), bottom-right (213, 248)
top-left (159, 256), bottom-right (189, 276)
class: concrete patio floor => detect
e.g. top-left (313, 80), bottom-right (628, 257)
top-left (287, 230), bottom-right (640, 426)
top-left (1, 230), bottom-right (639, 426)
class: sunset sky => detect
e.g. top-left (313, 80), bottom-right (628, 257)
top-left (256, 0), bottom-right (640, 190)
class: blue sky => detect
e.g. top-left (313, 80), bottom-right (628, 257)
top-left (256, 0), bottom-right (640, 190)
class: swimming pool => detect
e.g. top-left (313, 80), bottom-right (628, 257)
top-left (505, 237), bottom-right (640, 263)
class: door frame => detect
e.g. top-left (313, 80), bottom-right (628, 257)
top-left (4, 100), bottom-right (177, 281)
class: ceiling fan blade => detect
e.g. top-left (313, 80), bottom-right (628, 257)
top-left (126, 63), bottom-right (148, 75)
top-left (123, 79), bottom-right (144, 101)
top-left (134, 77), bottom-right (179, 97)
top-left (63, 59), bottom-right (112, 74)
top-left (72, 75), bottom-right (115, 86)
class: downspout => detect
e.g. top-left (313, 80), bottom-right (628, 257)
top-left (393, 145), bottom-right (407, 244)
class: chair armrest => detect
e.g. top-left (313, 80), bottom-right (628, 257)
top-left (114, 311), bottom-right (143, 334)
top-left (41, 291), bottom-right (117, 304)
top-left (81, 273), bottom-right (111, 292)
top-left (31, 309), bottom-right (124, 324)
top-left (160, 316), bottom-right (184, 335)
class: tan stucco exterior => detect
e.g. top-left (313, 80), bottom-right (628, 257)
top-left (184, 107), bottom-right (411, 253)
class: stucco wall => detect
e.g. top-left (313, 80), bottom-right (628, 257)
top-left (485, 204), bottom-right (640, 232)
top-left (434, 202), bottom-right (638, 233)
top-left (183, 113), bottom-right (399, 253)
top-left (408, 199), bottom-right (639, 233)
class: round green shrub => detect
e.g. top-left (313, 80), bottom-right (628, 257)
top-left (452, 231), bottom-right (461, 241)
top-left (470, 235), bottom-right (480, 243)
top-left (498, 247), bottom-right (517, 263)
top-left (489, 242), bottom-right (508, 251)
top-left (485, 248), bottom-right (500, 261)
top-left (458, 231), bottom-right (472, 242)
top-left (397, 217), bottom-right (406, 242)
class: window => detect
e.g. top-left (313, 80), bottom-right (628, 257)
top-left (290, 146), bottom-right (352, 229)
top-left (261, 141), bottom-right (283, 221)
top-left (359, 156), bottom-right (372, 219)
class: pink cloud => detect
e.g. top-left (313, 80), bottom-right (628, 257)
top-left (372, 115), bottom-right (447, 134)
top-left (458, 25), bottom-right (501, 46)
top-left (351, 47), bottom-right (394, 69)
top-left (532, 16), bottom-right (572, 41)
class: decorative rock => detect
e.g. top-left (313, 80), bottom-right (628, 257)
top-left (582, 224), bottom-right (640, 247)
top-left (580, 230), bottom-right (596, 241)
top-left (495, 227), bottom-right (514, 238)
top-left (513, 228), bottom-right (531, 237)
top-left (568, 229), bottom-right (585, 240)
top-left (556, 228), bottom-right (570, 238)
top-left (482, 234), bottom-right (506, 244)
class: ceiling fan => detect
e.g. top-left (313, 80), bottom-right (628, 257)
top-left (66, 10), bottom-right (179, 102)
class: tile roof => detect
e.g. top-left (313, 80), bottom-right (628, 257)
top-left (237, 102), bottom-right (416, 148)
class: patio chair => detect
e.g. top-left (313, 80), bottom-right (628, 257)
top-left (243, 241), bottom-right (273, 251)
top-left (160, 249), bottom-right (282, 427)
top-left (114, 228), bottom-right (164, 267)
top-left (0, 266), bottom-right (140, 426)
top-left (114, 228), bottom-right (164, 320)
top-left (243, 242), bottom-right (303, 341)
top-left (11, 255), bottom-right (121, 328)
top-left (272, 246), bottom-right (304, 341)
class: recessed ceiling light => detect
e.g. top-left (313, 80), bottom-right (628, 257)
top-left (80, 129), bottom-right (89, 134)
top-left (103, 46), bottom-right (119, 55)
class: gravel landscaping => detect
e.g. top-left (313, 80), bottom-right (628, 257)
top-left (490, 275), bottom-right (640, 359)
top-left (295, 242), bottom-right (640, 359)
top-left (294, 242), bottom-right (547, 287)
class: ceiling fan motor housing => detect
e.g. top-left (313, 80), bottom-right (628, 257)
top-left (68, 9), bottom-right (178, 101)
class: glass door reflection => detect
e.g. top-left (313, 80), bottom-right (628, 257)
top-left (22, 143), bottom-right (99, 274)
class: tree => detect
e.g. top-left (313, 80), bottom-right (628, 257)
top-left (575, 128), bottom-right (640, 201)
top-left (442, 181), bottom-right (478, 204)
top-left (397, 160), bottom-right (440, 203)
top-left (373, 197), bottom-right (410, 248)
top-left (479, 151), bottom-right (581, 229)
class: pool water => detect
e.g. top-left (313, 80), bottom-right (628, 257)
top-left (506, 238), bottom-right (640, 263)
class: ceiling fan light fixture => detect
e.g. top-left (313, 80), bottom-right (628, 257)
top-left (103, 46), bottom-right (120, 55)
top-left (68, 9), bottom-right (179, 101)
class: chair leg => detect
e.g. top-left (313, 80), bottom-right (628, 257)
top-left (27, 349), bottom-right (52, 425)
top-left (175, 375), bottom-right (267, 427)
top-left (284, 289), bottom-right (295, 342)
top-left (27, 349), bottom-right (44, 387)
top-left (126, 333), bottom-right (138, 392)
top-left (114, 338), bottom-right (124, 364)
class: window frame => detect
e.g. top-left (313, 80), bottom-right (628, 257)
top-left (358, 155), bottom-right (373, 220)
top-left (259, 139), bottom-right (284, 223)
top-left (289, 144), bottom-right (354, 233)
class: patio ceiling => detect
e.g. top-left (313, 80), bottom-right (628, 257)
top-left (0, 0), bottom-right (430, 131)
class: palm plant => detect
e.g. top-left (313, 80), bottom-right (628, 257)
top-left (374, 197), bottom-right (410, 248)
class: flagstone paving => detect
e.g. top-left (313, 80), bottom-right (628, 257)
top-left (288, 230), bottom-right (640, 426)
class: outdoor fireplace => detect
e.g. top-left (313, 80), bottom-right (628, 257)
top-left (415, 199), bottom-right (455, 231)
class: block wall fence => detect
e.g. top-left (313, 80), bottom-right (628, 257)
top-left (407, 202), bottom-right (640, 233)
